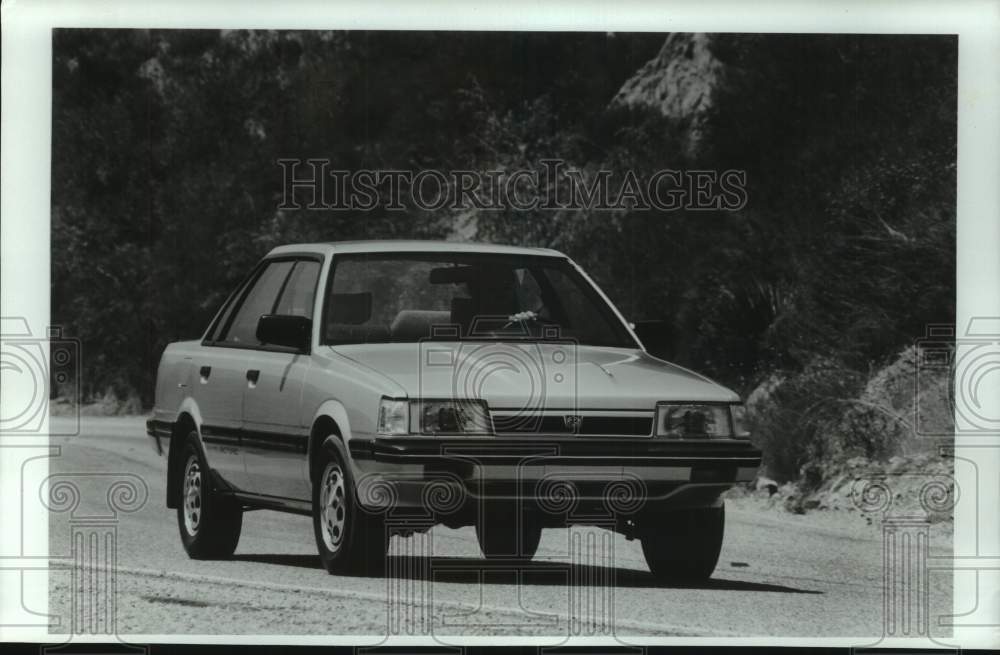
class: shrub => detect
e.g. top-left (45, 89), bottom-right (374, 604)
top-left (747, 357), bottom-right (865, 482)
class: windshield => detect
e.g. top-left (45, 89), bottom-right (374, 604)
top-left (321, 252), bottom-right (638, 348)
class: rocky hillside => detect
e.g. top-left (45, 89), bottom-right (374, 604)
top-left (735, 343), bottom-right (955, 519)
top-left (607, 33), bottom-right (956, 513)
top-left (612, 33), bottom-right (724, 156)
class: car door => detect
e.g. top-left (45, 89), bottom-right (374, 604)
top-left (241, 258), bottom-right (322, 500)
top-left (200, 258), bottom-right (296, 491)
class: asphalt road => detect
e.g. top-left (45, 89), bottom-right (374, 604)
top-left (45, 416), bottom-right (952, 637)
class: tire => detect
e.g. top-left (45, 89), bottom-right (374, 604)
top-left (312, 438), bottom-right (387, 575)
top-left (640, 505), bottom-right (725, 584)
top-left (176, 433), bottom-right (243, 559)
top-left (475, 502), bottom-right (542, 560)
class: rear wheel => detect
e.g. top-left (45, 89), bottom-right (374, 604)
top-left (475, 502), bottom-right (542, 560)
top-left (640, 505), bottom-right (725, 584)
top-left (176, 434), bottom-right (242, 559)
top-left (312, 438), bottom-right (387, 574)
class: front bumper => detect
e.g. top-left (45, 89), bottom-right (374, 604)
top-left (353, 435), bottom-right (760, 466)
top-left (350, 436), bottom-right (761, 512)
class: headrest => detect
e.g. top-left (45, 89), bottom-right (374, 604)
top-left (450, 297), bottom-right (474, 334)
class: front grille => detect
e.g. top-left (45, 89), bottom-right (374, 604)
top-left (491, 412), bottom-right (653, 436)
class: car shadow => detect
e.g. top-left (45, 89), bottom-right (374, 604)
top-left (229, 553), bottom-right (821, 594)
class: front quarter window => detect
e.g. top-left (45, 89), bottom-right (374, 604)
top-left (274, 260), bottom-right (321, 319)
top-left (207, 257), bottom-right (321, 348)
top-left (219, 260), bottom-right (294, 346)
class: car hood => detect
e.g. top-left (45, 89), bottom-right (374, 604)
top-left (329, 342), bottom-right (738, 409)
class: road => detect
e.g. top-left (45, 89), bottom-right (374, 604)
top-left (44, 416), bottom-right (952, 637)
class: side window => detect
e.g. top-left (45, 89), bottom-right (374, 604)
top-left (219, 260), bottom-right (294, 345)
top-left (274, 260), bottom-right (321, 319)
top-left (206, 285), bottom-right (246, 342)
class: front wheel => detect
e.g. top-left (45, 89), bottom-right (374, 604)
top-left (640, 505), bottom-right (725, 584)
top-left (312, 438), bottom-right (387, 574)
top-left (176, 434), bottom-right (242, 559)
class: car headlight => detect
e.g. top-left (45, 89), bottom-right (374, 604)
top-left (730, 404), bottom-right (751, 439)
top-left (656, 403), bottom-right (732, 438)
top-left (377, 398), bottom-right (409, 435)
top-left (414, 399), bottom-right (493, 435)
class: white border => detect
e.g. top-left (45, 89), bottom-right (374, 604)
top-left (2, 0), bottom-right (998, 648)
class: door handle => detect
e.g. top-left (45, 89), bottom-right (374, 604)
top-left (199, 365), bottom-right (211, 379)
top-left (246, 369), bottom-right (260, 384)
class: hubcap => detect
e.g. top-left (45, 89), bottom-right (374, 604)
top-left (319, 461), bottom-right (347, 553)
top-left (183, 455), bottom-right (202, 535)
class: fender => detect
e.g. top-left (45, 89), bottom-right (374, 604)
top-left (176, 396), bottom-right (207, 454)
top-left (307, 399), bottom-right (356, 471)
top-left (164, 396), bottom-right (206, 510)
top-left (319, 430), bottom-right (351, 466)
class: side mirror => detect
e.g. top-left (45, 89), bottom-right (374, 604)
top-left (256, 314), bottom-right (311, 352)
top-left (632, 319), bottom-right (674, 360)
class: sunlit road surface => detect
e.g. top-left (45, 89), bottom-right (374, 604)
top-left (43, 416), bottom-right (952, 637)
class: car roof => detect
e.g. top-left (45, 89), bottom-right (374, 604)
top-left (266, 240), bottom-right (566, 259)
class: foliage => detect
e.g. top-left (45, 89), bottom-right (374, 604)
top-left (51, 29), bottom-right (956, 430)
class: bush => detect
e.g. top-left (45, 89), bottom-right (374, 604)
top-left (837, 345), bottom-right (952, 458)
top-left (748, 345), bottom-right (953, 486)
top-left (747, 358), bottom-right (865, 482)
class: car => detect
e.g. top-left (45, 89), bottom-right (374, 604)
top-left (147, 240), bottom-right (761, 581)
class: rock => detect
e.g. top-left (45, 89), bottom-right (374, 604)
top-left (887, 456), bottom-right (907, 474)
top-left (782, 494), bottom-right (799, 512)
top-left (829, 474), bottom-right (848, 493)
top-left (610, 33), bottom-right (725, 156)
top-left (745, 373), bottom-right (785, 415)
top-left (799, 462), bottom-right (824, 490)
top-left (754, 476), bottom-right (779, 496)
